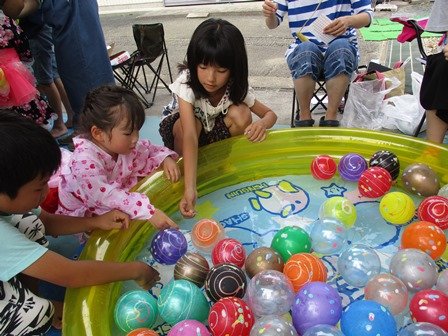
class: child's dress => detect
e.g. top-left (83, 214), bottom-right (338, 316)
top-left (0, 14), bottom-right (53, 125)
top-left (56, 136), bottom-right (178, 219)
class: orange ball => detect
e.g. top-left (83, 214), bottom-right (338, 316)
top-left (126, 328), bottom-right (158, 336)
top-left (191, 218), bottom-right (225, 253)
top-left (283, 253), bottom-right (327, 292)
top-left (401, 221), bottom-right (447, 260)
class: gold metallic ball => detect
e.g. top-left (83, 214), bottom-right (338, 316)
top-left (244, 246), bottom-right (284, 278)
top-left (402, 163), bottom-right (440, 197)
top-left (174, 252), bottom-right (210, 287)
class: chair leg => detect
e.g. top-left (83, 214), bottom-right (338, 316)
top-left (413, 113), bottom-right (426, 137)
top-left (291, 89), bottom-right (297, 128)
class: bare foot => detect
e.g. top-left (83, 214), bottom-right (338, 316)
top-left (65, 117), bottom-right (73, 129)
top-left (51, 300), bottom-right (63, 330)
top-left (51, 125), bottom-right (68, 138)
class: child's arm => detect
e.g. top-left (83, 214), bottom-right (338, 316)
top-left (22, 250), bottom-right (160, 289)
top-left (178, 97), bottom-right (199, 218)
top-left (244, 99), bottom-right (278, 142)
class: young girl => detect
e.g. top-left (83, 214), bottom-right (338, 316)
top-left (159, 18), bottom-right (278, 218)
top-left (56, 85), bottom-right (180, 230)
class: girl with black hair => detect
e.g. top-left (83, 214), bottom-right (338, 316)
top-left (159, 18), bottom-right (277, 218)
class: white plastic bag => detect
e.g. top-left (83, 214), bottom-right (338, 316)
top-left (341, 77), bottom-right (401, 130)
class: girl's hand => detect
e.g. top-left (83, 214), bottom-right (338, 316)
top-left (180, 189), bottom-right (197, 218)
top-left (163, 156), bottom-right (180, 182)
top-left (262, 0), bottom-right (277, 18)
top-left (94, 210), bottom-right (130, 230)
top-left (324, 17), bottom-right (350, 37)
top-left (149, 209), bottom-right (179, 230)
top-left (134, 262), bottom-right (161, 290)
top-left (244, 121), bottom-right (267, 142)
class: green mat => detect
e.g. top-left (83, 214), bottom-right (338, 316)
top-left (360, 18), bottom-right (441, 41)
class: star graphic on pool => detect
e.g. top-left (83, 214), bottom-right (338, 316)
top-left (195, 200), bottom-right (219, 219)
top-left (321, 183), bottom-right (347, 198)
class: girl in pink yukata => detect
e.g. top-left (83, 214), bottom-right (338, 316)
top-left (56, 85), bottom-right (180, 230)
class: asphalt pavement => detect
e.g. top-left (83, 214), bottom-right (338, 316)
top-left (98, 0), bottom-right (433, 126)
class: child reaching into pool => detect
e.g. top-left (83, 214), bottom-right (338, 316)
top-left (56, 85), bottom-right (180, 230)
top-left (0, 111), bottom-right (160, 334)
top-left (159, 18), bottom-right (278, 218)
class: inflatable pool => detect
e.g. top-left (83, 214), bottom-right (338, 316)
top-left (63, 128), bottom-right (448, 335)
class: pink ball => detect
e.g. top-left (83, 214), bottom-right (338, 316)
top-left (417, 196), bottom-right (448, 230)
top-left (168, 320), bottom-right (210, 336)
top-left (208, 297), bottom-right (254, 336)
top-left (310, 155), bottom-right (337, 180)
top-left (211, 238), bottom-right (246, 267)
top-left (358, 166), bottom-right (392, 198)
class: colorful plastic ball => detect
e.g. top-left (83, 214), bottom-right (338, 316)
top-left (379, 191), bottom-right (415, 225)
top-left (244, 246), bottom-right (284, 278)
top-left (208, 297), bottom-right (254, 336)
top-left (409, 289), bottom-right (448, 332)
top-left (389, 248), bottom-right (438, 292)
top-left (283, 253), bottom-right (327, 292)
top-left (127, 329), bottom-right (158, 336)
top-left (439, 184), bottom-right (448, 198)
top-left (358, 166), bottom-right (392, 198)
top-left (436, 269), bottom-right (448, 295)
top-left (311, 155), bottom-right (337, 180)
top-left (150, 228), bottom-right (187, 265)
top-left (319, 196), bottom-right (357, 228)
top-left (340, 300), bottom-right (396, 336)
top-left (157, 279), bottom-right (209, 326)
top-left (417, 196), bottom-right (448, 230)
top-left (291, 281), bottom-right (342, 334)
top-left (310, 217), bottom-right (347, 255)
top-left (398, 322), bottom-right (448, 336)
top-left (205, 263), bottom-right (247, 302)
top-left (250, 315), bottom-right (298, 336)
top-left (168, 320), bottom-right (211, 336)
top-left (402, 163), bottom-right (440, 197)
top-left (211, 238), bottom-right (246, 267)
top-left (338, 153), bottom-right (368, 182)
top-left (401, 221), bottom-right (447, 260)
top-left (246, 270), bottom-right (295, 317)
top-left (302, 324), bottom-right (344, 336)
top-left (271, 226), bottom-right (311, 262)
top-left (174, 252), bottom-right (210, 287)
top-left (114, 290), bottom-right (158, 332)
top-left (369, 150), bottom-right (400, 181)
top-left (364, 273), bottom-right (408, 315)
top-left (191, 218), bottom-right (225, 253)
top-left (337, 244), bottom-right (381, 287)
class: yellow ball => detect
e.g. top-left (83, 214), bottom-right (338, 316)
top-left (319, 196), bottom-right (357, 228)
top-left (379, 191), bottom-right (415, 225)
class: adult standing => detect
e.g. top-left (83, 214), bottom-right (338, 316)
top-left (262, 0), bottom-right (373, 127)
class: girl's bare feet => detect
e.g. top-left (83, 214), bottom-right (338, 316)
top-left (50, 300), bottom-right (63, 330)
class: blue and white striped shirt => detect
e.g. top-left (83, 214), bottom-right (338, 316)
top-left (275, 0), bottom-right (373, 58)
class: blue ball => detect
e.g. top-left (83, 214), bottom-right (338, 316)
top-left (150, 228), bottom-right (187, 265)
top-left (341, 300), bottom-right (396, 336)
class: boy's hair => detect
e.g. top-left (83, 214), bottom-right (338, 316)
top-left (0, 110), bottom-right (61, 199)
top-left (184, 18), bottom-right (249, 104)
top-left (79, 85), bottom-right (146, 136)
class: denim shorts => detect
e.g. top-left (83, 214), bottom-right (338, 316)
top-left (28, 24), bottom-right (59, 85)
top-left (286, 38), bottom-right (358, 81)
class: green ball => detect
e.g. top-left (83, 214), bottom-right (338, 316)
top-left (270, 226), bottom-right (311, 262)
top-left (114, 290), bottom-right (158, 332)
top-left (157, 279), bottom-right (209, 326)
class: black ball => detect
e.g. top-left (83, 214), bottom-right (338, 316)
top-left (369, 150), bottom-right (400, 181)
top-left (205, 263), bottom-right (247, 302)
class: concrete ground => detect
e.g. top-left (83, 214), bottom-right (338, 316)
top-left (99, 0), bottom-right (434, 127)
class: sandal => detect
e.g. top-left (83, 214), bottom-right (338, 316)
top-left (294, 119), bottom-right (315, 127)
top-left (319, 116), bottom-right (340, 127)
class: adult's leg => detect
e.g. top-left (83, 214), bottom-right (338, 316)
top-left (324, 38), bottom-right (358, 121)
top-left (426, 110), bottom-right (448, 143)
top-left (42, 0), bottom-right (114, 129)
top-left (54, 77), bottom-right (74, 128)
top-left (286, 42), bottom-right (324, 124)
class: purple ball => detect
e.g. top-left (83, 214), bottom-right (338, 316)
top-left (338, 153), bottom-right (367, 182)
top-left (291, 281), bottom-right (343, 335)
top-left (150, 229), bottom-right (187, 265)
